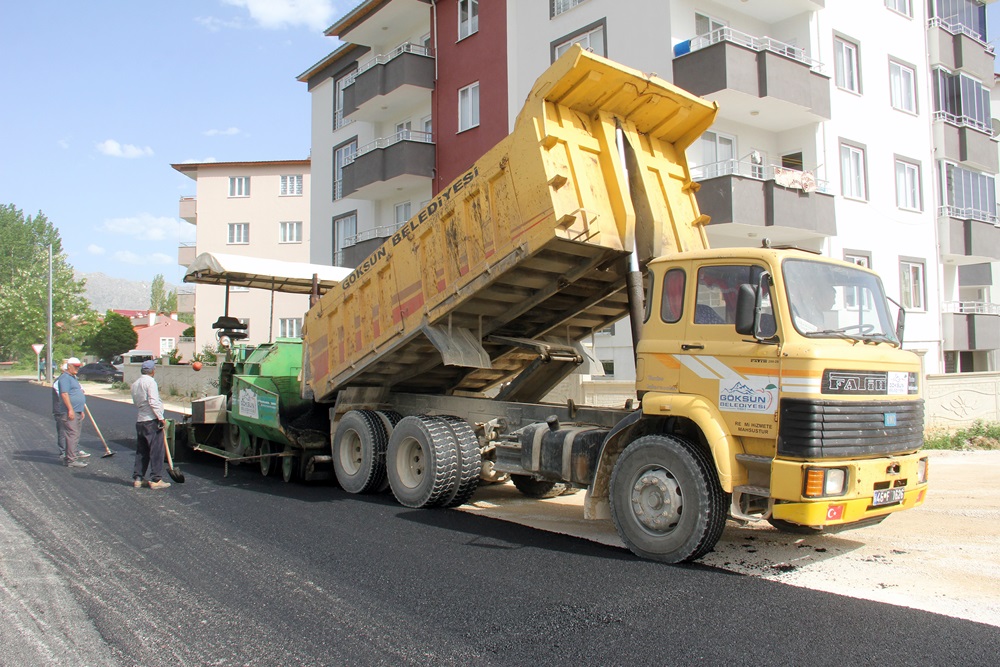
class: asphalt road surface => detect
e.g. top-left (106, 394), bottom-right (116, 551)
top-left (1, 378), bottom-right (997, 666)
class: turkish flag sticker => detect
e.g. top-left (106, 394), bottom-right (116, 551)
top-left (826, 504), bottom-right (845, 521)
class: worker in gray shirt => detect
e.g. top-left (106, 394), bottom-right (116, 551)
top-left (130, 360), bottom-right (170, 489)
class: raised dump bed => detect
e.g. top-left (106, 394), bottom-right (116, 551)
top-left (303, 46), bottom-right (717, 403)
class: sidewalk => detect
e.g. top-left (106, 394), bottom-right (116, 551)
top-left (22, 376), bottom-right (192, 414)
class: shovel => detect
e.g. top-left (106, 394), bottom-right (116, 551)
top-left (161, 421), bottom-right (185, 483)
top-left (84, 405), bottom-right (115, 458)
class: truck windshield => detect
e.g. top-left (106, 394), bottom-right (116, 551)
top-left (783, 258), bottom-right (898, 344)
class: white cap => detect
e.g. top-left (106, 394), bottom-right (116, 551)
top-left (66, 357), bottom-right (82, 366)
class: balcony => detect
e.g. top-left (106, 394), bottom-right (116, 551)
top-left (179, 196), bottom-right (196, 223)
top-left (932, 114), bottom-right (998, 173)
top-left (336, 223), bottom-right (406, 269)
top-left (927, 17), bottom-right (995, 81)
top-left (672, 28), bottom-right (830, 131)
top-left (177, 288), bottom-right (195, 314)
top-left (942, 305), bottom-right (1000, 352)
top-left (178, 242), bottom-right (197, 268)
top-left (342, 130), bottom-right (434, 200)
top-left (937, 209), bottom-right (1000, 264)
top-left (343, 43), bottom-right (434, 123)
top-left (692, 154), bottom-right (835, 244)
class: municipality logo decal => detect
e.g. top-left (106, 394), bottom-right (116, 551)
top-left (719, 380), bottom-right (777, 413)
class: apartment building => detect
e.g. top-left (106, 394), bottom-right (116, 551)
top-left (173, 160), bottom-right (313, 353)
top-left (300, 0), bottom-right (999, 383)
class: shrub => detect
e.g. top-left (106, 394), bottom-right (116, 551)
top-left (924, 420), bottom-right (1000, 451)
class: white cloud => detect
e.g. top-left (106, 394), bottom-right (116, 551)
top-left (113, 250), bottom-right (176, 266)
top-left (203, 127), bottom-right (241, 137)
top-left (87, 244), bottom-right (106, 255)
top-left (179, 157), bottom-right (219, 164)
top-left (100, 213), bottom-right (196, 243)
top-left (220, 0), bottom-right (335, 30)
top-left (58, 139), bottom-right (70, 150)
top-left (96, 139), bottom-right (154, 159)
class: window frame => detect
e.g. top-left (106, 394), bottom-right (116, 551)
top-left (894, 157), bottom-right (922, 212)
top-left (279, 221), bottom-right (302, 244)
top-left (885, 0), bottom-right (912, 18)
top-left (228, 176), bottom-right (250, 198)
top-left (333, 211), bottom-right (358, 267)
top-left (839, 140), bottom-right (868, 201)
top-left (458, 82), bottom-right (480, 133)
top-left (394, 202), bottom-right (412, 226)
top-left (333, 138), bottom-right (358, 201)
top-left (279, 318), bottom-right (303, 338)
top-left (228, 222), bottom-right (250, 245)
top-left (551, 0), bottom-right (589, 18)
top-left (551, 19), bottom-right (608, 62)
top-left (334, 70), bottom-right (356, 130)
top-left (279, 174), bottom-right (303, 197)
top-left (889, 59), bottom-right (917, 114)
top-left (458, 0), bottom-right (478, 40)
top-left (843, 251), bottom-right (873, 310)
top-left (834, 35), bottom-right (861, 94)
top-left (899, 258), bottom-right (926, 312)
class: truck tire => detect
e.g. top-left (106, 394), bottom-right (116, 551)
top-left (257, 437), bottom-right (275, 477)
top-left (281, 448), bottom-right (298, 483)
top-left (387, 416), bottom-right (458, 508)
top-left (609, 434), bottom-right (727, 564)
top-left (437, 416), bottom-right (481, 508)
top-left (333, 410), bottom-right (388, 494)
top-left (511, 475), bottom-right (570, 499)
top-left (374, 411), bottom-right (403, 492)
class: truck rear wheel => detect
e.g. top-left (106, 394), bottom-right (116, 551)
top-left (387, 416), bottom-right (458, 508)
top-left (333, 410), bottom-right (388, 494)
top-left (609, 435), bottom-right (727, 564)
top-left (437, 416), bottom-right (481, 508)
top-left (374, 411), bottom-right (403, 492)
top-left (511, 475), bottom-right (570, 499)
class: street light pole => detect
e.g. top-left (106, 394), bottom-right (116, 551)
top-left (47, 243), bottom-right (53, 384)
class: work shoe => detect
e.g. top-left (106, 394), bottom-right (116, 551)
top-left (133, 478), bottom-right (143, 488)
top-left (148, 479), bottom-right (171, 489)
top-left (67, 461), bottom-right (88, 468)
top-left (77, 450), bottom-right (91, 459)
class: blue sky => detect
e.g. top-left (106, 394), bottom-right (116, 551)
top-left (3, 2), bottom-right (1000, 286)
top-left (0, 0), bottom-right (349, 285)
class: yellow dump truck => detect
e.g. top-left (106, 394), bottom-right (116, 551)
top-left (296, 46), bottom-right (929, 563)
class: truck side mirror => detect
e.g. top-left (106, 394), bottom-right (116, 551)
top-left (735, 284), bottom-right (757, 335)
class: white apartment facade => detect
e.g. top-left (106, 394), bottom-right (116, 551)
top-left (174, 160), bottom-right (313, 353)
top-left (300, 0), bottom-right (998, 389)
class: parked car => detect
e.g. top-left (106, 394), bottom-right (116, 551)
top-left (77, 362), bottom-right (124, 383)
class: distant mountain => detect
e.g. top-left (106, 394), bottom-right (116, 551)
top-left (76, 272), bottom-right (179, 313)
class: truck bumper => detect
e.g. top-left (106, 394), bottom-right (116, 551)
top-left (769, 452), bottom-right (929, 528)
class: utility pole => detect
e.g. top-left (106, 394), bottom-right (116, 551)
top-left (47, 243), bottom-right (53, 384)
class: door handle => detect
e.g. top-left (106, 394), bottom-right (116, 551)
top-left (681, 343), bottom-right (704, 350)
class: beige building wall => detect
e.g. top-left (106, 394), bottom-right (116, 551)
top-left (175, 160), bottom-right (312, 353)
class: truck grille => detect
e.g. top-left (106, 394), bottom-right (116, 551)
top-left (777, 398), bottom-right (924, 459)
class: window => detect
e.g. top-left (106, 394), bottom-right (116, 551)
top-left (229, 286), bottom-right (249, 293)
top-left (660, 269), bottom-right (686, 324)
top-left (279, 318), bottom-right (302, 338)
top-left (458, 82), bottom-right (480, 132)
top-left (694, 265), bottom-right (772, 328)
top-left (895, 159), bottom-right (921, 211)
top-left (839, 142), bottom-right (867, 200)
top-left (333, 139), bottom-right (357, 200)
top-left (941, 162), bottom-right (997, 222)
top-left (228, 223), bottom-right (249, 245)
top-left (695, 12), bottom-right (727, 36)
top-left (933, 68), bottom-right (991, 131)
top-left (900, 260), bottom-right (925, 311)
top-left (697, 131), bottom-right (735, 178)
top-left (229, 176), bottom-right (250, 198)
top-left (886, 0), bottom-right (912, 17)
top-left (333, 213), bottom-right (357, 266)
top-left (889, 61), bottom-right (916, 113)
top-left (931, 0), bottom-right (987, 41)
top-left (422, 115), bottom-right (433, 135)
top-left (596, 323), bottom-right (615, 335)
top-left (552, 0), bottom-right (588, 17)
top-left (459, 0), bottom-right (478, 40)
top-left (279, 221), bottom-right (302, 243)
top-left (280, 175), bottom-right (303, 196)
top-left (159, 338), bottom-right (176, 355)
top-left (395, 120), bottom-right (412, 139)
top-left (844, 253), bottom-right (872, 309)
top-left (553, 22), bottom-right (606, 60)
top-left (334, 72), bottom-right (354, 130)
top-left (601, 360), bottom-right (615, 377)
top-left (395, 202), bottom-right (411, 226)
top-left (834, 36), bottom-right (860, 93)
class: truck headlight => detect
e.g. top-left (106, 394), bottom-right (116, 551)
top-left (804, 467), bottom-right (848, 497)
top-left (917, 457), bottom-right (928, 484)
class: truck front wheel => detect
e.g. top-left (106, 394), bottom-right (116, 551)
top-left (609, 435), bottom-right (727, 564)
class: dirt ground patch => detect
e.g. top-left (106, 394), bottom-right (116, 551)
top-left (462, 450), bottom-right (1000, 628)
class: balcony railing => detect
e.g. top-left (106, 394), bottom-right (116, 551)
top-left (677, 27), bottom-right (824, 73)
top-left (334, 178), bottom-right (344, 200)
top-left (932, 109), bottom-right (993, 136)
top-left (691, 152), bottom-right (831, 194)
top-left (928, 17), bottom-right (994, 52)
top-left (347, 222), bottom-right (407, 246)
top-left (344, 42), bottom-right (432, 87)
top-left (942, 301), bottom-right (1000, 315)
top-left (939, 205), bottom-right (999, 225)
top-left (343, 130), bottom-right (433, 166)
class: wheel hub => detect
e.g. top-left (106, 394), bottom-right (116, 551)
top-left (630, 468), bottom-right (682, 533)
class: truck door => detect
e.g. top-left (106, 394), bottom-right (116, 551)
top-left (681, 263), bottom-right (780, 440)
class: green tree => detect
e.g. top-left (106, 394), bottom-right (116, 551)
top-left (84, 311), bottom-right (138, 361)
top-left (0, 204), bottom-right (90, 363)
top-left (150, 274), bottom-right (166, 312)
top-left (165, 288), bottom-right (177, 313)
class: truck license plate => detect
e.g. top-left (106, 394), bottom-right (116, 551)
top-left (872, 487), bottom-right (905, 506)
